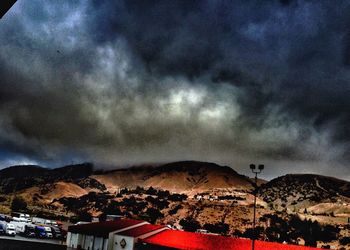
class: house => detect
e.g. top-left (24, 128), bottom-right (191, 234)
top-left (67, 219), bottom-right (166, 250)
top-left (67, 219), bottom-right (146, 250)
top-left (195, 195), bottom-right (202, 201)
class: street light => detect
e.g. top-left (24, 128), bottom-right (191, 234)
top-left (250, 164), bottom-right (264, 250)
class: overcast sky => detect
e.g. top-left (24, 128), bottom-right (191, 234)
top-left (0, 0), bottom-right (349, 180)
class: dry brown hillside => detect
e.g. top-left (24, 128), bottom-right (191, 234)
top-left (92, 161), bottom-right (254, 194)
top-left (259, 174), bottom-right (350, 214)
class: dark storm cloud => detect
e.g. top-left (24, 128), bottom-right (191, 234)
top-left (0, 0), bottom-right (349, 178)
top-left (87, 0), bottom-right (350, 123)
top-left (86, 1), bottom-right (350, 158)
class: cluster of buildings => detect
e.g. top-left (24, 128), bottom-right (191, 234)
top-left (67, 218), bottom-right (320, 250)
top-left (194, 194), bottom-right (219, 201)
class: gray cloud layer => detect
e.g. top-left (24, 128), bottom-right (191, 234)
top-left (0, 0), bottom-right (349, 179)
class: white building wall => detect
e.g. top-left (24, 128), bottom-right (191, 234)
top-left (103, 238), bottom-right (108, 250)
top-left (83, 235), bottom-right (94, 250)
top-left (77, 234), bottom-right (84, 249)
top-left (93, 236), bottom-right (104, 250)
top-left (71, 235), bottom-right (106, 250)
top-left (71, 233), bottom-right (78, 248)
top-left (108, 232), bottom-right (114, 250)
top-left (80, 235), bottom-right (85, 249)
top-left (70, 221), bottom-right (149, 250)
top-left (68, 233), bottom-right (79, 248)
top-left (112, 235), bottom-right (135, 250)
top-left (107, 222), bottom-right (148, 250)
top-left (66, 232), bottom-right (72, 247)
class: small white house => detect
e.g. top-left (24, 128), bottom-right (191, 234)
top-left (67, 219), bottom-right (167, 250)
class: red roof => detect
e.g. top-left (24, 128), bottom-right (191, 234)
top-left (68, 219), bottom-right (145, 237)
top-left (118, 224), bottom-right (165, 237)
top-left (141, 230), bottom-right (320, 250)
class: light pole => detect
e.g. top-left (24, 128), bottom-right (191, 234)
top-left (250, 164), bottom-right (264, 250)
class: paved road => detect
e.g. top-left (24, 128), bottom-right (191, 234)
top-left (0, 234), bottom-right (65, 245)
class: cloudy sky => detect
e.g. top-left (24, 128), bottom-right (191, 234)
top-left (0, 0), bottom-right (349, 180)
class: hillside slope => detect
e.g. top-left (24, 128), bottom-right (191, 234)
top-left (92, 161), bottom-right (254, 194)
top-left (0, 163), bottom-right (94, 193)
top-left (259, 174), bottom-right (350, 212)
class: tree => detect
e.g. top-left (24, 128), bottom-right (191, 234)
top-left (144, 208), bottom-right (163, 224)
top-left (179, 217), bottom-right (201, 232)
top-left (75, 210), bottom-right (92, 222)
top-left (11, 196), bottom-right (27, 212)
top-left (169, 205), bottom-right (182, 215)
top-left (145, 186), bottom-right (157, 196)
top-left (340, 237), bottom-right (350, 246)
top-left (243, 227), bottom-right (264, 240)
top-left (203, 222), bottom-right (229, 235)
top-left (157, 190), bottom-right (170, 199)
top-left (100, 201), bottom-right (123, 222)
top-left (168, 193), bottom-right (188, 202)
top-left (135, 186), bottom-right (144, 194)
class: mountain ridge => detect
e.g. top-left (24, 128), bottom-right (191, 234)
top-left (1, 161), bottom-right (350, 206)
top-left (0, 162), bottom-right (94, 193)
top-left (91, 161), bottom-right (255, 194)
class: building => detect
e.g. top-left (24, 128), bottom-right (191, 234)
top-left (68, 219), bottom-right (320, 250)
top-left (110, 224), bottom-right (166, 250)
top-left (106, 215), bottom-right (124, 221)
top-left (67, 219), bottom-right (166, 250)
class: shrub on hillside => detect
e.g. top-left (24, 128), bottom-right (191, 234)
top-left (168, 204), bottom-right (183, 215)
top-left (144, 207), bottom-right (163, 224)
top-left (10, 196), bottom-right (28, 212)
top-left (71, 210), bottom-right (92, 223)
top-left (168, 193), bottom-right (188, 202)
top-left (179, 217), bottom-right (201, 232)
top-left (203, 222), bottom-right (229, 235)
top-left (340, 237), bottom-right (350, 246)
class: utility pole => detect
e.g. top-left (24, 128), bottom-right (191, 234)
top-left (250, 164), bottom-right (264, 250)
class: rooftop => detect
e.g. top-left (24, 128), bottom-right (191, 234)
top-left (118, 224), bottom-right (165, 237)
top-left (140, 230), bottom-right (320, 250)
top-left (68, 219), bottom-right (145, 237)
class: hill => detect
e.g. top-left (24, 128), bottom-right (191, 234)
top-left (259, 174), bottom-right (350, 213)
top-left (0, 163), bottom-right (94, 193)
top-left (0, 165), bottom-right (47, 179)
top-left (92, 161), bottom-right (254, 194)
top-left (0, 161), bottom-right (256, 209)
